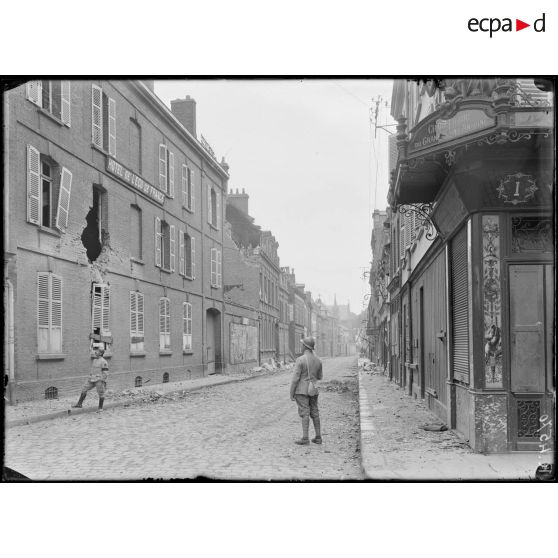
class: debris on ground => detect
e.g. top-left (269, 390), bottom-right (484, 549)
top-left (420, 423), bottom-right (448, 432)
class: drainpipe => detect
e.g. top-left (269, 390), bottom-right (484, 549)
top-left (5, 280), bottom-right (15, 405)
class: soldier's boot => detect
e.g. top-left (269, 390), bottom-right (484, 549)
top-left (311, 417), bottom-right (322, 444)
top-left (295, 416), bottom-right (310, 445)
top-left (96, 397), bottom-right (105, 413)
top-left (72, 392), bottom-right (87, 408)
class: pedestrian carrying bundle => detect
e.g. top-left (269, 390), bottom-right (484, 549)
top-left (305, 354), bottom-right (318, 397)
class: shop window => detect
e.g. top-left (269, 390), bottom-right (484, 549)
top-left (91, 84), bottom-right (116, 156)
top-left (26, 80), bottom-right (71, 125)
top-left (37, 272), bottom-right (63, 354)
top-left (130, 291), bottom-right (144, 352)
top-left (155, 218), bottom-right (175, 271)
top-left (27, 145), bottom-right (72, 232)
top-left (511, 217), bottom-right (553, 254)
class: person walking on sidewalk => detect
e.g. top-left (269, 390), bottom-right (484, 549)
top-left (72, 348), bottom-right (109, 412)
top-left (290, 336), bottom-right (323, 445)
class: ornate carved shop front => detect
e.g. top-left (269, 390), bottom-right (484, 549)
top-left (390, 79), bottom-right (554, 452)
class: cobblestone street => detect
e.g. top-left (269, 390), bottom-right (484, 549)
top-left (5, 356), bottom-right (362, 480)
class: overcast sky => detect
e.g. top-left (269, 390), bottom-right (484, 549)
top-left (155, 79), bottom-right (395, 314)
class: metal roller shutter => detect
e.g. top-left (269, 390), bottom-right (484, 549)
top-left (451, 226), bottom-right (469, 383)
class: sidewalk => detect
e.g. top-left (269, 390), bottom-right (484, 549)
top-left (358, 366), bottom-right (552, 480)
top-left (5, 367), bottom-right (281, 428)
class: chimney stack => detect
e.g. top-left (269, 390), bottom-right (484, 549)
top-left (227, 188), bottom-right (249, 215)
top-left (171, 95), bottom-right (197, 137)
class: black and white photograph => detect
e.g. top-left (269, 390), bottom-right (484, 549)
top-left (2, 77), bottom-right (555, 481)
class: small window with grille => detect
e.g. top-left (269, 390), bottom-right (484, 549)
top-left (45, 386), bottom-right (59, 400)
top-left (163, 372), bottom-right (170, 383)
top-left (135, 376), bottom-right (143, 387)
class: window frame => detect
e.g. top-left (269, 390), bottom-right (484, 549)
top-left (37, 272), bottom-right (63, 354)
top-left (183, 302), bottom-right (193, 352)
top-left (159, 297), bottom-right (171, 351)
top-left (130, 291), bottom-right (145, 353)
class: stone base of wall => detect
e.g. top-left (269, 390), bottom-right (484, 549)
top-left (225, 361), bottom-right (258, 375)
top-left (10, 364), bottom-right (208, 403)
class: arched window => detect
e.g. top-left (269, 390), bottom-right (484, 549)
top-left (45, 386), bottom-right (58, 400)
top-left (163, 372), bottom-right (170, 383)
top-left (135, 376), bottom-right (143, 387)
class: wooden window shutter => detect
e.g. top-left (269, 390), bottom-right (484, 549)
top-left (101, 285), bottom-right (111, 335)
top-left (27, 144), bottom-right (41, 225)
top-left (137, 293), bottom-right (144, 335)
top-left (179, 229), bottom-right (185, 276)
top-left (217, 250), bottom-right (222, 287)
top-left (216, 190), bottom-right (221, 229)
top-left (51, 274), bottom-right (62, 330)
top-left (158, 144), bottom-right (167, 191)
top-left (130, 291), bottom-right (137, 335)
top-left (27, 81), bottom-right (43, 106)
top-left (55, 167), bottom-right (72, 232)
top-left (182, 165), bottom-right (188, 207)
top-left (168, 151), bottom-right (175, 197)
top-left (61, 81), bottom-right (71, 126)
top-left (191, 235), bottom-right (196, 279)
top-left (91, 85), bottom-right (103, 147)
top-left (190, 168), bottom-right (195, 212)
top-left (154, 217), bottom-right (162, 267)
top-left (165, 298), bottom-right (170, 334)
top-left (37, 272), bottom-right (50, 330)
top-left (159, 298), bottom-right (166, 334)
top-left (207, 184), bottom-right (212, 223)
top-left (91, 284), bottom-right (103, 332)
top-left (108, 97), bottom-right (116, 156)
top-left (451, 226), bottom-right (470, 383)
top-left (210, 248), bottom-right (217, 286)
top-left (169, 225), bottom-right (176, 272)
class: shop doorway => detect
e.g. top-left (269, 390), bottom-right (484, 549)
top-left (508, 264), bottom-right (554, 450)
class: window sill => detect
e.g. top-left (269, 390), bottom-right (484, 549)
top-left (183, 274), bottom-right (194, 281)
top-left (90, 352), bottom-right (112, 358)
top-left (182, 205), bottom-right (194, 214)
top-left (210, 284), bottom-right (221, 289)
top-left (130, 257), bottom-right (144, 265)
top-left (209, 223), bottom-right (219, 232)
top-left (38, 225), bottom-right (61, 237)
top-left (130, 351), bottom-right (146, 357)
top-left (91, 143), bottom-right (113, 157)
top-left (183, 350), bottom-right (193, 355)
top-left (36, 353), bottom-right (66, 360)
top-left (159, 350), bottom-right (173, 356)
top-left (38, 107), bottom-right (69, 128)
top-left (159, 267), bottom-right (172, 274)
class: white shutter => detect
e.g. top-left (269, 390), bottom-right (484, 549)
top-left (179, 229), bottom-right (185, 275)
top-left (170, 224), bottom-right (176, 272)
top-left (190, 169), bottom-right (195, 212)
top-left (92, 284), bottom-right (103, 332)
top-left (168, 151), bottom-right (175, 197)
top-left (91, 85), bottom-right (103, 147)
top-left (159, 298), bottom-right (166, 338)
top-left (182, 165), bottom-right (188, 207)
top-left (210, 248), bottom-right (217, 286)
top-left (137, 293), bottom-right (144, 335)
top-left (191, 235), bottom-right (196, 279)
top-left (216, 190), bottom-right (221, 229)
top-left (51, 274), bottom-right (62, 329)
top-left (55, 167), bottom-right (72, 232)
top-left (27, 144), bottom-right (41, 225)
top-left (108, 97), bottom-right (116, 156)
top-left (130, 291), bottom-right (137, 335)
top-left (37, 272), bottom-right (50, 329)
top-left (155, 217), bottom-right (162, 267)
top-left (27, 81), bottom-right (42, 106)
top-left (164, 298), bottom-right (170, 334)
top-left (101, 285), bottom-right (111, 335)
top-left (207, 184), bottom-right (212, 224)
top-left (217, 250), bottom-right (222, 287)
top-left (159, 144), bottom-right (167, 191)
top-left (61, 81), bottom-right (71, 126)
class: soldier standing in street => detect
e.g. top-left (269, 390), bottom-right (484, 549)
top-left (290, 336), bottom-right (323, 445)
top-left (72, 347), bottom-right (109, 412)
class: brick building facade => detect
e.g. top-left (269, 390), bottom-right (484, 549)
top-left (4, 80), bottom-right (229, 403)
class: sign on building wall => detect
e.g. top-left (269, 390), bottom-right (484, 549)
top-left (106, 158), bottom-right (165, 204)
top-left (409, 109), bottom-right (496, 154)
top-left (230, 323), bottom-right (258, 364)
